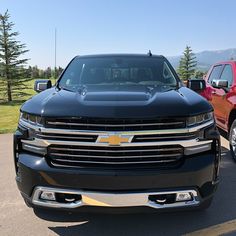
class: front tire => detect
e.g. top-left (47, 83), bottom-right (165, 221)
top-left (229, 119), bottom-right (236, 162)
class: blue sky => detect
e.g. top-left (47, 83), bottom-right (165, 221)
top-left (1, 0), bottom-right (236, 68)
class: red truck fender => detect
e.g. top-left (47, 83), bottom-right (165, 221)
top-left (200, 85), bottom-right (213, 101)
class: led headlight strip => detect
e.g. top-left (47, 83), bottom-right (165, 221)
top-left (19, 112), bottom-right (46, 155)
top-left (187, 112), bottom-right (214, 127)
top-left (20, 112), bottom-right (44, 127)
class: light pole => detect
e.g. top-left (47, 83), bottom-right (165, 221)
top-left (54, 28), bottom-right (57, 83)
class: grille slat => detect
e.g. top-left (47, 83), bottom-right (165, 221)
top-left (37, 134), bottom-right (95, 140)
top-left (50, 147), bottom-right (182, 153)
top-left (45, 117), bottom-right (186, 131)
top-left (36, 133), bottom-right (97, 142)
top-left (48, 145), bottom-right (183, 167)
top-left (50, 152), bottom-right (182, 159)
top-left (133, 133), bottom-right (196, 142)
top-left (134, 135), bottom-right (195, 140)
top-left (52, 158), bottom-right (178, 166)
top-left (47, 121), bottom-right (184, 127)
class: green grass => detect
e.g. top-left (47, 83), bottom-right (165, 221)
top-left (0, 102), bottom-right (22, 133)
top-left (0, 79), bottom-right (37, 134)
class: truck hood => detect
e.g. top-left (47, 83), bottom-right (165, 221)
top-left (21, 85), bottom-right (212, 118)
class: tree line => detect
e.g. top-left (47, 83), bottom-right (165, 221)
top-left (25, 66), bottom-right (63, 80)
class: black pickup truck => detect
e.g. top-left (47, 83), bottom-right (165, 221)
top-left (14, 54), bottom-right (220, 211)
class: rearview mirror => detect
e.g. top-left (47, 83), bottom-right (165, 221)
top-left (187, 79), bottom-right (206, 92)
top-left (212, 79), bottom-right (228, 89)
top-left (34, 80), bottom-right (52, 93)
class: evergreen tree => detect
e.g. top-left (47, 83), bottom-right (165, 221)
top-left (177, 46), bottom-right (197, 81)
top-left (32, 66), bottom-right (39, 78)
top-left (0, 10), bottom-right (29, 102)
top-left (58, 66), bottom-right (63, 75)
top-left (45, 67), bottom-right (52, 79)
top-left (54, 67), bottom-right (58, 79)
top-left (25, 65), bottom-right (32, 78)
top-left (38, 68), bottom-right (44, 78)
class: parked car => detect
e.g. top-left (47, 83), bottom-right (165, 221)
top-left (195, 61), bottom-right (236, 161)
top-left (14, 54), bottom-right (220, 212)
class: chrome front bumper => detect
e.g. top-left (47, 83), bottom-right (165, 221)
top-left (32, 186), bottom-right (200, 209)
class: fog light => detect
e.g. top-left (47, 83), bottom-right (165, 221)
top-left (176, 192), bottom-right (192, 202)
top-left (40, 191), bottom-right (56, 201)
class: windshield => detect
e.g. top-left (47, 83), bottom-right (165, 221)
top-left (59, 56), bottom-right (178, 92)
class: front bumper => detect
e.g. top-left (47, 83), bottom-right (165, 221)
top-left (14, 120), bottom-right (220, 211)
top-left (32, 186), bottom-right (200, 209)
top-left (15, 150), bottom-right (219, 210)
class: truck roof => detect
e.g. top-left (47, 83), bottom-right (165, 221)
top-left (76, 53), bottom-right (165, 59)
top-left (213, 60), bottom-right (236, 65)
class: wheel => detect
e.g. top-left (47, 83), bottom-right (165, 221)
top-left (229, 120), bottom-right (236, 162)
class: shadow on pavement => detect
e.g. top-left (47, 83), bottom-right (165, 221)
top-left (36, 209), bottom-right (210, 236)
top-left (33, 145), bottom-right (236, 236)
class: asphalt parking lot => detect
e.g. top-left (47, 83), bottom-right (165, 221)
top-left (1, 134), bottom-right (236, 236)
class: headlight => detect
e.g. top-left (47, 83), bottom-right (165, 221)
top-left (19, 112), bottom-right (46, 155)
top-left (19, 112), bottom-right (44, 139)
top-left (187, 112), bottom-right (214, 127)
top-left (20, 112), bottom-right (44, 127)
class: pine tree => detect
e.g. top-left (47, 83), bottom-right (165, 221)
top-left (45, 67), bottom-right (52, 79)
top-left (0, 10), bottom-right (29, 102)
top-left (32, 66), bottom-right (39, 78)
top-left (177, 46), bottom-right (197, 81)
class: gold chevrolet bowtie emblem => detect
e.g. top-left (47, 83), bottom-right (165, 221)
top-left (98, 135), bottom-right (132, 146)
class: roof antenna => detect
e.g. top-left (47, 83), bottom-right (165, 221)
top-left (147, 50), bottom-right (152, 56)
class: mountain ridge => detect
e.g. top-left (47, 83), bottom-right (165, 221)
top-left (167, 48), bottom-right (236, 71)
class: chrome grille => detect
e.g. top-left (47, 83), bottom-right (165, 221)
top-left (48, 145), bottom-right (184, 167)
top-left (36, 133), bottom-right (97, 142)
top-left (45, 117), bottom-right (186, 131)
top-left (40, 117), bottom-right (195, 168)
top-left (35, 132), bottom-right (196, 143)
top-left (133, 133), bottom-right (196, 142)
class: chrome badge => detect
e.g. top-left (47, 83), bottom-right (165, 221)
top-left (97, 134), bottom-right (133, 146)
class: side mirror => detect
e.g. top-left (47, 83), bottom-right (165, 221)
top-left (187, 79), bottom-right (206, 92)
top-left (212, 79), bottom-right (228, 89)
top-left (34, 80), bottom-right (52, 93)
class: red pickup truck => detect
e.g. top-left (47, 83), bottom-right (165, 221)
top-left (197, 61), bottom-right (236, 160)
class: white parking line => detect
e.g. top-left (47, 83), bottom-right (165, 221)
top-left (185, 219), bottom-right (236, 236)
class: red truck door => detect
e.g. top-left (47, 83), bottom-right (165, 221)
top-left (207, 64), bottom-right (234, 130)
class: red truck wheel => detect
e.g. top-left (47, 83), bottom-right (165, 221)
top-left (229, 120), bottom-right (236, 162)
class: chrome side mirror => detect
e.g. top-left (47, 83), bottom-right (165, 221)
top-left (212, 79), bottom-right (228, 89)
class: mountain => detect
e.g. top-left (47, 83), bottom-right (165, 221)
top-left (167, 48), bottom-right (236, 71)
